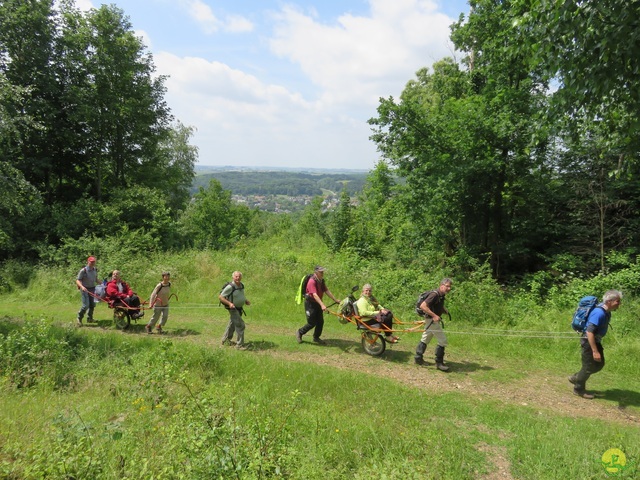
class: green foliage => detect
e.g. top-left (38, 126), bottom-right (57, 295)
top-left (192, 170), bottom-right (367, 197)
top-left (0, 0), bottom-right (195, 261)
top-left (45, 187), bottom-right (177, 248)
top-left (513, 0), bottom-right (640, 121)
top-left (0, 161), bottom-right (44, 260)
top-left (0, 259), bottom-right (35, 293)
top-left (178, 179), bottom-right (253, 250)
top-left (329, 189), bottom-right (352, 252)
top-left (0, 319), bottom-right (77, 389)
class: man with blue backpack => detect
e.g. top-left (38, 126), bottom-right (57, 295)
top-left (569, 289), bottom-right (622, 399)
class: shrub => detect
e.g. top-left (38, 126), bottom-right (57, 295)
top-left (0, 320), bottom-right (77, 389)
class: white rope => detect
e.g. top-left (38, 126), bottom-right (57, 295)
top-left (469, 326), bottom-right (576, 335)
top-left (444, 329), bottom-right (580, 339)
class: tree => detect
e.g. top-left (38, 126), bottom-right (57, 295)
top-left (0, 0), bottom-right (175, 204)
top-left (370, 1), bottom-right (561, 277)
top-left (329, 189), bottom-right (351, 252)
top-left (178, 179), bottom-right (252, 250)
top-left (513, 0), bottom-right (640, 120)
top-left (142, 122), bottom-right (197, 213)
top-left (82, 4), bottom-right (172, 200)
top-left (0, 73), bottom-right (44, 259)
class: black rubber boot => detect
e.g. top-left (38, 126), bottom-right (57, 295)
top-left (435, 345), bottom-right (450, 371)
top-left (414, 341), bottom-right (427, 365)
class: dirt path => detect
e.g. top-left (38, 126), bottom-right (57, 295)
top-left (228, 330), bottom-right (639, 426)
top-left (111, 318), bottom-right (639, 426)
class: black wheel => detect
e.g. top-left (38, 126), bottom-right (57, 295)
top-left (114, 308), bottom-right (130, 330)
top-left (361, 331), bottom-right (386, 356)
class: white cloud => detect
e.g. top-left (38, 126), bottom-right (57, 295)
top-left (154, 52), bottom-right (376, 167)
top-left (269, 0), bottom-right (453, 108)
top-left (224, 14), bottom-right (254, 33)
top-left (179, 0), bottom-right (253, 35)
top-left (74, 0), bottom-right (94, 11)
top-left (146, 1), bottom-right (459, 169)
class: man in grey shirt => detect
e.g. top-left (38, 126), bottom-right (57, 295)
top-left (75, 256), bottom-right (98, 326)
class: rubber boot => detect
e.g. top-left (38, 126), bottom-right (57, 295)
top-left (435, 345), bottom-right (450, 371)
top-left (414, 341), bottom-right (427, 365)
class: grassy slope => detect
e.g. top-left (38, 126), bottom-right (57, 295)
top-left (0, 240), bottom-right (638, 479)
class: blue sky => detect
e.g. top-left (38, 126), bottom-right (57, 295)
top-left (76, 0), bottom-right (471, 170)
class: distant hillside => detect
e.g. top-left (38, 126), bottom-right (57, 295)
top-left (191, 170), bottom-right (368, 196)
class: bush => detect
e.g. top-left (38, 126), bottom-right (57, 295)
top-left (0, 320), bottom-right (77, 389)
top-left (0, 259), bottom-right (35, 293)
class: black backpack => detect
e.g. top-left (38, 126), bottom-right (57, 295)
top-left (415, 290), bottom-right (437, 316)
top-left (220, 281), bottom-right (244, 309)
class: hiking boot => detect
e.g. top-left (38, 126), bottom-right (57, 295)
top-left (145, 324), bottom-right (152, 334)
top-left (568, 375), bottom-right (577, 385)
top-left (573, 390), bottom-right (595, 399)
top-left (76, 319), bottom-right (83, 327)
top-left (156, 326), bottom-right (163, 334)
top-left (296, 331), bottom-right (303, 344)
top-left (414, 357), bottom-right (424, 366)
top-left (436, 363), bottom-right (450, 372)
top-left (221, 338), bottom-right (228, 346)
top-left (313, 337), bottom-right (326, 345)
top-left (235, 344), bottom-right (248, 351)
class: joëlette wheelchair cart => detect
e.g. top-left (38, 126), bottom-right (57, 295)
top-left (109, 298), bottom-right (144, 330)
top-left (91, 284), bottom-right (146, 330)
top-left (327, 286), bottom-right (427, 357)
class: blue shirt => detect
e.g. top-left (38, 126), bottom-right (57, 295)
top-left (586, 305), bottom-right (610, 340)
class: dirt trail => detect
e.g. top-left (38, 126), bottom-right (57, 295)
top-left (240, 334), bottom-right (639, 426)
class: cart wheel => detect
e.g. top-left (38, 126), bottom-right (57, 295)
top-left (113, 309), bottom-right (130, 330)
top-left (361, 331), bottom-right (386, 356)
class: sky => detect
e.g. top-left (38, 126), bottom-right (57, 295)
top-left (75, 0), bottom-right (471, 171)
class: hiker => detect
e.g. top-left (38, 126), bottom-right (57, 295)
top-left (569, 289), bottom-right (622, 399)
top-left (75, 256), bottom-right (99, 326)
top-left (219, 271), bottom-right (251, 349)
top-left (355, 284), bottom-right (399, 343)
top-left (146, 272), bottom-right (172, 334)
top-left (296, 266), bottom-right (340, 345)
top-left (106, 270), bottom-right (142, 319)
top-left (414, 278), bottom-right (452, 371)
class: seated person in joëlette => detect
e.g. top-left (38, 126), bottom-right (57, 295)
top-left (355, 284), bottom-right (399, 343)
top-left (106, 270), bottom-right (143, 318)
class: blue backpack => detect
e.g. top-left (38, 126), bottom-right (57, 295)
top-left (571, 296), bottom-right (600, 333)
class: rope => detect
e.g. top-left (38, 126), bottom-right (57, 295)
top-left (326, 309), bottom-right (581, 339)
top-left (443, 329), bottom-right (580, 339)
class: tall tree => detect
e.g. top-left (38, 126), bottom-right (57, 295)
top-left (82, 3), bottom-right (172, 200)
top-left (370, 1), bottom-right (558, 277)
top-left (142, 121), bottom-right (198, 213)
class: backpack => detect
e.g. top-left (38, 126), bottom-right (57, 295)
top-left (295, 274), bottom-right (314, 305)
top-left (93, 278), bottom-right (108, 302)
top-left (338, 297), bottom-right (355, 321)
top-left (220, 281), bottom-right (243, 309)
top-left (76, 266), bottom-right (98, 289)
top-left (571, 295), bottom-right (601, 333)
top-left (415, 290), bottom-right (437, 316)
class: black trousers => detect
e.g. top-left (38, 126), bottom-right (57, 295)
top-left (573, 338), bottom-right (605, 392)
top-left (299, 300), bottom-right (324, 339)
top-left (362, 310), bottom-right (394, 335)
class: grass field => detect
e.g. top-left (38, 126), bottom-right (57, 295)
top-left (0, 247), bottom-right (638, 479)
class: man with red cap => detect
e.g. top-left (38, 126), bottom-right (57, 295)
top-left (75, 256), bottom-right (98, 326)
